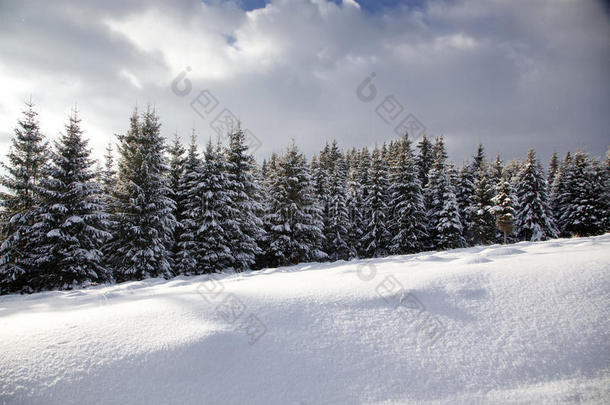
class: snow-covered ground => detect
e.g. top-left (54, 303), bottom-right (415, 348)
top-left (1, 235), bottom-right (609, 404)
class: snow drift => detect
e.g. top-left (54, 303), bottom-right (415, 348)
top-left (1, 235), bottom-right (609, 404)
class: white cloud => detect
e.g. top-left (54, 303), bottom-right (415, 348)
top-left (118, 69), bottom-right (142, 89)
top-left (0, 0), bottom-right (608, 165)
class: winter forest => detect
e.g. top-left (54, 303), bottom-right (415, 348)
top-left (0, 102), bottom-right (608, 295)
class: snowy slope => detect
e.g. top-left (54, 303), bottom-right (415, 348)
top-left (1, 235), bottom-right (609, 405)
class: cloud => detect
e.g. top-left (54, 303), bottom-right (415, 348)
top-left (0, 0), bottom-right (608, 166)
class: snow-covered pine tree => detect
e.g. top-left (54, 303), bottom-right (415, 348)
top-left (167, 133), bottom-right (187, 270)
top-left (346, 152), bottom-right (362, 259)
top-left (558, 151), bottom-right (604, 237)
top-left (101, 141), bottom-right (117, 208)
top-left (263, 142), bottom-right (325, 266)
top-left (470, 163), bottom-right (497, 245)
top-left (416, 134), bottom-right (434, 189)
top-left (388, 135), bottom-right (427, 254)
top-left (0, 101), bottom-right (50, 294)
top-left (489, 154), bottom-right (505, 243)
top-left (324, 141), bottom-right (350, 261)
top-left (514, 149), bottom-right (557, 241)
top-left (504, 159), bottom-right (522, 184)
top-left (455, 163), bottom-right (475, 246)
top-left (224, 125), bottom-right (264, 271)
top-left (425, 137), bottom-right (465, 250)
top-left (310, 151), bottom-right (328, 204)
top-left (360, 146), bottom-right (391, 258)
top-left (472, 143), bottom-right (486, 173)
top-left (490, 155), bottom-right (503, 186)
top-left (188, 140), bottom-right (234, 274)
top-left (173, 133), bottom-right (201, 275)
top-left (547, 152), bottom-right (559, 194)
top-left (491, 171), bottom-right (516, 244)
top-left (601, 149), bottom-right (610, 232)
top-left (549, 152), bottom-right (571, 235)
top-left (590, 157), bottom-right (608, 234)
top-left (464, 144), bottom-right (490, 245)
top-left (354, 147), bottom-right (372, 258)
top-left (258, 153), bottom-right (277, 269)
top-left (30, 110), bottom-right (110, 291)
top-left (106, 108), bottom-right (176, 281)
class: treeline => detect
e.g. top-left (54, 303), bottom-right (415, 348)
top-left (0, 102), bottom-right (608, 294)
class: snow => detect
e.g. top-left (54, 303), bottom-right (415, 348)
top-left (1, 235), bottom-right (609, 404)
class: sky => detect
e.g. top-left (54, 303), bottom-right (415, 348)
top-left (0, 0), bottom-right (609, 166)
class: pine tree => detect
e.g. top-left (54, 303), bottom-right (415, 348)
top-left (601, 149), bottom-right (610, 232)
top-left (425, 137), bottom-right (465, 249)
top-left (455, 164), bottom-right (475, 245)
top-left (388, 135), bottom-right (427, 254)
top-left (472, 143), bottom-right (486, 173)
top-left (514, 149), bottom-right (557, 241)
top-left (491, 171), bottom-right (515, 244)
top-left (263, 142), bottom-right (325, 266)
top-left (173, 134), bottom-right (202, 275)
top-left (30, 111), bottom-right (110, 290)
top-left (559, 151), bottom-right (604, 237)
top-left (224, 126), bottom-right (264, 271)
top-left (188, 140), bottom-right (234, 274)
top-left (416, 135), bottom-right (434, 189)
top-left (550, 152), bottom-right (571, 235)
top-left (361, 146), bottom-right (391, 258)
top-left (106, 108), bottom-right (176, 281)
top-left (167, 133), bottom-right (187, 269)
top-left (590, 157), bottom-right (608, 234)
top-left (101, 141), bottom-right (117, 209)
top-left (354, 147), bottom-right (372, 257)
top-left (470, 164), bottom-right (497, 245)
top-left (547, 152), bottom-right (559, 193)
top-left (490, 155), bottom-right (504, 186)
top-left (346, 153), bottom-right (362, 259)
top-left (324, 141), bottom-right (350, 261)
top-left (0, 101), bottom-right (50, 293)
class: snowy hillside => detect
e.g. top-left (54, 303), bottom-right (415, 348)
top-left (1, 235), bottom-right (609, 404)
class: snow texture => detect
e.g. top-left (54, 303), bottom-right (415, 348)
top-left (1, 235), bottom-right (609, 404)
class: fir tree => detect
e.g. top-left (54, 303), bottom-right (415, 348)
top-left (0, 101), bottom-right (50, 293)
top-left (263, 142), bottom-right (325, 266)
top-left (388, 135), bottom-right (427, 254)
top-left (547, 152), bottom-right (559, 193)
top-left (173, 134), bottom-right (201, 275)
top-left (101, 141), bottom-right (117, 209)
top-left (425, 137), bottom-right (465, 249)
top-left (106, 108), bottom-right (176, 281)
top-left (472, 143), bottom-right (486, 173)
top-left (346, 154), bottom-right (362, 259)
top-left (559, 151), bottom-right (604, 237)
top-left (550, 152), bottom-right (571, 235)
top-left (416, 135), bottom-right (433, 189)
top-left (601, 149), bottom-right (610, 232)
top-left (470, 164), bottom-right (497, 245)
top-left (30, 111), bottom-right (110, 290)
top-left (455, 164), bottom-right (475, 245)
top-left (361, 146), bottom-right (391, 258)
top-left (224, 126), bottom-right (264, 271)
top-left (167, 133), bottom-right (187, 269)
top-left (514, 149), bottom-right (557, 241)
top-left (189, 140), bottom-right (234, 274)
top-left (323, 141), bottom-right (350, 261)
top-left (491, 171), bottom-right (516, 244)
top-left (354, 147), bottom-right (372, 257)
top-left (490, 155), bottom-right (504, 186)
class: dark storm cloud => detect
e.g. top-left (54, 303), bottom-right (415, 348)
top-left (0, 0), bottom-right (608, 166)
